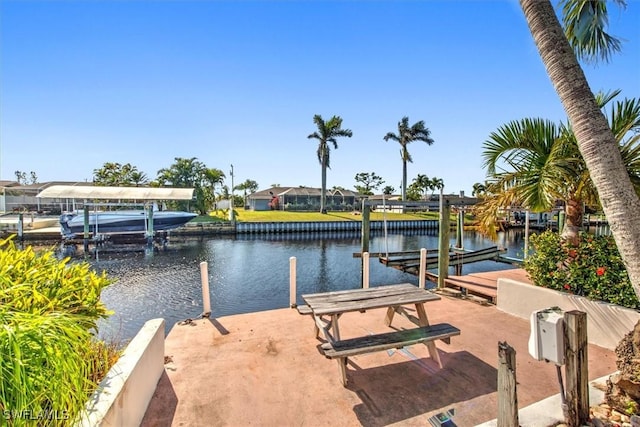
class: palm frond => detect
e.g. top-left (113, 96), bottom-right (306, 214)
top-left (560, 0), bottom-right (625, 64)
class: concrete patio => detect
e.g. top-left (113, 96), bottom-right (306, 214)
top-left (141, 294), bottom-right (616, 426)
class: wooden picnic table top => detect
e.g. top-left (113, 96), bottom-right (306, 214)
top-left (301, 283), bottom-right (440, 316)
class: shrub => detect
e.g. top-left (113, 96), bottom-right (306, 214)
top-left (524, 231), bottom-right (639, 309)
top-left (0, 237), bottom-right (116, 425)
top-left (0, 238), bottom-right (112, 331)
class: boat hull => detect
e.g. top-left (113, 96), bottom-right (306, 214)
top-left (60, 211), bottom-right (197, 238)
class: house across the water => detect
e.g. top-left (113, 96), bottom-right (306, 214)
top-left (247, 187), bottom-right (362, 212)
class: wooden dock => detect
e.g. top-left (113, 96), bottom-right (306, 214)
top-left (377, 246), bottom-right (528, 304)
top-left (426, 269), bottom-right (532, 304)
top-left (379, 246), bottom-right (507, 271)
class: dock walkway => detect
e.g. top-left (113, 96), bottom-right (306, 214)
top-left (428, 268), bottom-right (533, 304)
top-left (141, 293), bottom-right (614, 426)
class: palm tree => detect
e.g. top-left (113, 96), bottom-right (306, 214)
top-left (384, 117), bottom-right (434, 201)
top-left (472, 182), bottom-right (487, 198)
top-left (129, 171), bottom-right (149, 187)
top-left (520, 0), bottom-right (640, 296)
top-left (430, 177), bottom-right (444, 197)
top-left (478, 92), bottom-right (640, 244)
top-left (413, 174), bottom-right (431, 200)
top-left (307, 115), bottom-right (353, 214)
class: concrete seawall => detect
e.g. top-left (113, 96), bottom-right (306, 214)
top-left (4, 219), bottom-right (440, 240)
top-left (235, 219), bottom-right (438, 233)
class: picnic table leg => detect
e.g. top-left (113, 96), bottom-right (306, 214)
top-left (384, 306), bottom-right (396, 326)
top-left (416, 303), bottom-right (443, 368)
top-left (338, 357), bottom-right (348, 386)
top-left (331, 314), bottom-right (341, 340)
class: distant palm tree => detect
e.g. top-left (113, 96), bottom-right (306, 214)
top-left (129, 171), bottom-right (149, 187)
top-left (308, 115), bottom-right (353, 214)
top-left (384, 117), bottom-right (434, 201)
top-left (472, 182), bottom-right (487, 198)
top-left (430, 177), bottom-right (444, 197)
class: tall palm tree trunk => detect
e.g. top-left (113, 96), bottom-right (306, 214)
top-left (563, 197), bottom-right (583, 244)
top-left (402, 160), bottom-right (408, 201)
top-left (321, 155), bottom-right (327, 214)
top-left (521, 0), bottom-right (640, 297)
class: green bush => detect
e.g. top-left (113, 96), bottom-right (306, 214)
top-left (0, 237), bottom-right (115, 426)
top-left (0, 238), bottom-right (111, 331)
top-left (524, 231), bottom-right (639, 309)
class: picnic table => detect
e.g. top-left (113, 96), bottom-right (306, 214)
top-left (300, 283), bottom-right (460, 386)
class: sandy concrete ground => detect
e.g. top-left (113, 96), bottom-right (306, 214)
top-left (141, 295), bottom-right (616, 427)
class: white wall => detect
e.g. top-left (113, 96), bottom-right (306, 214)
top-left (497, 278), bottom-right (639, 350)
top-left (77, 318), bottom-right (165, 426)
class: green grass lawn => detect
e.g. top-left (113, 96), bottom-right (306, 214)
top-left (196, 208), bottom-right (442, 223)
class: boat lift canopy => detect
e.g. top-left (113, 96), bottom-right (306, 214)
top-left (36, 185), bottom-right (194, 200)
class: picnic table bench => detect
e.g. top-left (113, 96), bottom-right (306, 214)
top-left (300, 283), bottom-right (460, 386)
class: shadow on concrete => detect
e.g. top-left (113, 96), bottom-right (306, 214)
top-left (207, 317), bottom-right (230, 335)
top-left (141, 371), bottom-right (178, 426)
top-left (348, 350), bottom-right (497, 426)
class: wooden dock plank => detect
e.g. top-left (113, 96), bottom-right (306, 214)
top-left (428, 269), bottom-right (532, 303)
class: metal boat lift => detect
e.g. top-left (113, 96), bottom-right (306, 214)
top-left (36, 185), bottom-right (194, 251)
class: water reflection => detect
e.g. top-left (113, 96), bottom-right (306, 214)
top-left (91, 229), bottom-right (528, 341)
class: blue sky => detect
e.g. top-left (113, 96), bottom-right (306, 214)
top-left (1, 1), bottom-right (639, 195)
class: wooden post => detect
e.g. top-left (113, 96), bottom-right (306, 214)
top-left (146, 204), bottom-right (155, 247)
top-left (17, 212), bottom-right (24, 241)
top-left (200, 261), bottom-right (211, 316)
top-left (418, 248), bottom-right (427, 289)
top-left (460, 208), bottom-right (464, 249)
top-left (362, 252), bottom-right (370, 289)
top-left (564, 310), bottom-right (589, 427)
top-left (83, 205), bottom-right (90, 254)
top-left (361, 201), bottom-right (370, 254)
top-left (455, 209), bottom-right (462, 250)
top-left (497, 341), bottom-right (518, 427)
top-left (524, 209), bottom-right (530, 259)
top-left (289, 256), bottom-right (297, 307)
top-left (455, 209), bottom-right (464, 275)
top-left (438, 193), bottom-right (450, 289)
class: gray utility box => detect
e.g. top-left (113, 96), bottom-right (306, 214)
top-left (528, 307), bottom-right (565, 365)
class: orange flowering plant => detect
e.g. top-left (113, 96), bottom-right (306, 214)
top-left (524, 231), bottom-right (638, 309)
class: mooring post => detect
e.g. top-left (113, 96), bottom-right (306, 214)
top-left (17, 212), bottom-right (24, 241)
top-left (289, 256), bottom-right (297, 307)
top-left (361, 201), bottom-right (370, 254)
top-left (497, 341), bottom-right (519, 427)
top-left (362, 252), bottom-right (370, 289)
top-left (146, 204), bottom-right (155, 247)
top-left (437, 192), bottom-right (450, 289)
top-left (418, 248), bottom-right (427, 289)
top-left (524, 209), bottom-right (530, 259)
top-left (564, 310), bottom-right (589, 427)
top-left (83, 205), bottom-right (90, 254)
top-left (455, 209), bottom-right (463, 250)
top-left (200, 261), bottom-right (211, 316)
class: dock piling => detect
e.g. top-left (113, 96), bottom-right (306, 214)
top-left (289, 256), bottom-right (297, 307)
top-left (200, 261), bottom-right (211, 316)
top-left (418, 248), bottom-right (426, 289)
top-left (362, 252), bottom-right (369, 289)
top-left (83, 206), bottom-right (90, 255)
top-left (438, 191), bottom-right (450, 289)
top-left (17, 213), bottom-right (24, 241)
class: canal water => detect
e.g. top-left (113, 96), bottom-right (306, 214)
top-left (89, 229), bottom-right (530, 341)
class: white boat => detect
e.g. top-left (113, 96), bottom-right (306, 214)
top-left (60, 210), bottom-right (197, 238)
